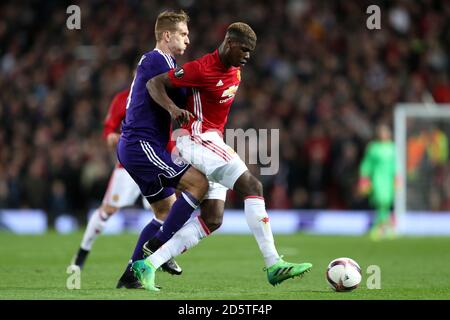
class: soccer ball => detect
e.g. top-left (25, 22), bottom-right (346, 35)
top-left (326, 257), bottom-right (362, 292)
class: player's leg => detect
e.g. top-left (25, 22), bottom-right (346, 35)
top-left (71, 204), bottom-right (117, 269)
top-left (233, 171), bottom-right (279, 265)
top-left (131, 191), bottom-right (175, 263)
top-left (370, 205), bottom-right (390, 241)
top-left (139, 191), bottom-right (185, 275)
top-left (232, 170), bottom-right (312, 285)
top-left (143, 193), bottom-right (185, 274)
top-left (117, 138), bottom-right (209, 247)
top-left (177, 132), bottom-right (312, 285)
top-left (386, 209), bottom-right (397, 239)
top-left (117, 189), bottom-right (180, 289)
top-left (141, 166), bottom-right (208, 255)
top-left (198, 196), bottom-right (225, 232)
top-left (145, 183), bottom-right (226, 272)
top-left (130, 167), bottom-right (208, 291)
top-left (384, 187), bottom-right (396, 239)
top-left (71, 166), bottom-right (140, 269)
top-left (116, 169), bottom-right (208, 288)
top-left (118, 139), bottom-right (208, 290)
top-left (370, 189), bottom-right (393, 240)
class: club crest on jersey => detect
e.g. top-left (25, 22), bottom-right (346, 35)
top-left (174, 67), bottom-right (184, 78)
top-left (220, 85), bottom-right (239, 103)
top-left (173, 156), bottom-right (187, 167)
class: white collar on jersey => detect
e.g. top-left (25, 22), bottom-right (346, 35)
top-left (154, 48), bottom-right (176, 69)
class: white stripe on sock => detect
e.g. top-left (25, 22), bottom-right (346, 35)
top-left (181, 192), bottom-right (197, 209)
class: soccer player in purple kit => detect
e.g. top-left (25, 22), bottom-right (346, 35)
top-left (115, 10), bottom-right (209, 290)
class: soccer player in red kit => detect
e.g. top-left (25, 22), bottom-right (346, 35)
top-left (70, 88), bottom-right (181, 276)
top-left (132, 22), bottom-right (313, 291)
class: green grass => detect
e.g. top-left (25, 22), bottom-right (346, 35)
top-left (0, 232), bottom-right (449, 300)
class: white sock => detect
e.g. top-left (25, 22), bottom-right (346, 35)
top-left (244, 196), bottom-right (280, 267)
top-left (148, 216), bottom-right (210, 269)
top-left (80, 208), bottom-right (110, 251)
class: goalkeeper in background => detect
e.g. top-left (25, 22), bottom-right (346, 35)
top-left (358, 123), bottom-right (397, 240)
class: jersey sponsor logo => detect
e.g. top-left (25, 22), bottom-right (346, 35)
top-left (174, 67), bottom-right (184, 78)
top-left (220, 85), bottom-right (239, 103)
top-left (216, 79), bottom-right (223, 86)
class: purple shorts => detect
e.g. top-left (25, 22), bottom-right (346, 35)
top-left (117, 138), bottom-right (190, 204)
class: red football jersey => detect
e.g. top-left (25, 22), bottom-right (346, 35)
top-left (168, 49), bottom-right (241, 135)
top-left (103, 89), bottom-right (130, 139)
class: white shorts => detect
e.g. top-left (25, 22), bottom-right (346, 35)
top-left (176, 131), bottom-right (248, 195)
top-left (205, 181), bottom-right (228, 201)
top-left (103, 166), bottom-right (150, 208)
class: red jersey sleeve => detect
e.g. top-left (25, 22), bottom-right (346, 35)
top-left (166, 124), bottom-right (175, 152)
top-left (167, 60), bottom-right (204, 88)
top-left (103, 90), bottom-right (128, 139)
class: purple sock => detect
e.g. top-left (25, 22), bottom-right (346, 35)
top-left (155, 191), bottom-right (199, 243)
top-left (129, 218), bottom-right (162, 264)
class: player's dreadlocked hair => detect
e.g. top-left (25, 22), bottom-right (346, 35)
top-left (226, 22), bottom-right (257, 50)
top-left (155, 10), bottom-right (190, 41)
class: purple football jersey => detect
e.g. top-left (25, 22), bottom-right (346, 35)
top-left (121, 49), bottom-right (186, 147)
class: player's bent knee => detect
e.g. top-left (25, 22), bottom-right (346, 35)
top-left (180, 167), bottom-right (208, 199)
top-left (251, 178), bottom-right (263, 196)
top-left (153, 210), bottom-right (168, 221)
top-left (234, 171), bottom-right (263, 197)
top-left (151, 195), bottom-right (176, 221)
top-left (200, 211), bottom-right (223, 232)
top-left (152, 206), bottom-right (169, 221)
top-left (199, 199), bottom-right (225, 232)
top-left (204, 218), bottom-right (222, 232)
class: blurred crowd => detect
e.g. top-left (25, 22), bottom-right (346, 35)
top-left (1, 0), bottom-right (449, 223)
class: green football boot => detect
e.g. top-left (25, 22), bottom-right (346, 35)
top-left (369, 224), bottom-right (383, 241)
top-left (266, 258), bottom-right (313, 286)
top-left (131, 259), bottom-right (160, 292)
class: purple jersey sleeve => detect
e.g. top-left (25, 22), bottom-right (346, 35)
top-left (121, 49), bottom-right (182, 148)
top-left (138, 51), bottom-right (175, 81)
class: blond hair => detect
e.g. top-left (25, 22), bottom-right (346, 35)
top-left (155, 10), bottom-right (189, 41)
top-left (226, 22), bottom-right (257, 49)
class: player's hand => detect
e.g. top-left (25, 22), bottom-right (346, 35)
top-left (357, 177), bottom-right (371, 196)
top-left (170, 107), bottom-right (194, 126)
top-left (106, 133), bottom-right (120, 148)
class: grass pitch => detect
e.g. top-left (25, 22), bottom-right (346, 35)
top-left (0, 232), bottom-right (449, 300)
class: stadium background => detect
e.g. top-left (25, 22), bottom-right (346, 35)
top-left (1, 0), bottom-right (450, 228)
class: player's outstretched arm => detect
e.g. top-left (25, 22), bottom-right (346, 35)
top-left (147, 73), bottom-right (193, 126)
